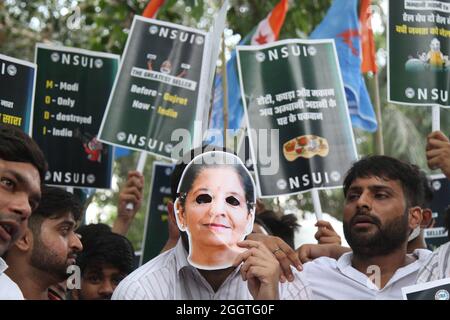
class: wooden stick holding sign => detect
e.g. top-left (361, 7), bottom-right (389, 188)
top-left (311, 189), bottom-right (323, 221)
top-left (221, 34), bottom-right (229, 147)
top-left (432, 105), bottom-right (440, 132)
top-left (125, 152), bottom-right (148, 210)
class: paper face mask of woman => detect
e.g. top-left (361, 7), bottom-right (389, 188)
top-left (175, 151), bottom-right (256, 270)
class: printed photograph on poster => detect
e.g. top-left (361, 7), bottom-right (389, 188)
top-left (98, 17), bottom-right (208, 160)
top-left (388, 0), bottom-right (450, 107)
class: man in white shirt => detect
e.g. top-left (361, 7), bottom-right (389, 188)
top-left (113, 147), bottom-right (311, 300)
top-left (4, 187), bottom-right (83, 300)
top-left (291, 155), bottom-right (432, 299)
top-left (112, 237), bottom-right (310, 300)
top-left (0, 257), bottom-right (24, 299)
top-left (0, 124), bottom-right (47, 299)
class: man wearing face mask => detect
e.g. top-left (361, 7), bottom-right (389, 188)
top-left (112, 147), bottom-right (310, 300)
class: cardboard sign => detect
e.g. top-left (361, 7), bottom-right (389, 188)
top-left (425, 174), bottom-right (450, 250)
top-left (140, 162), bottom-right (174, 265)
top-left (0, 53), bottom-right (36, 133)
top-left (388, 0), bottom-right (450, 107)
top-left (98, 17), bottom-right (208, 160)
top-left (403, 278), bottom-right (450, 300)
top-left (236, 39), bottom-right (357, 197)
top-left (33, 44), bottom-right (119, 188)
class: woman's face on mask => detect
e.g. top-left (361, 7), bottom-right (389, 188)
top-left (177, 167), bottom-right (252, 249)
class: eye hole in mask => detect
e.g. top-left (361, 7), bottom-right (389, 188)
top-left (225, 196), bottom-right (240, 206)
top-left (195, 194), bottom-right (212, 204)
top-left (195, 194), bottom-right (241, 207)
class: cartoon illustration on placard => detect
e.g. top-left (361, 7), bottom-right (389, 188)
top-left (405, 38), bottom-right (450, 72)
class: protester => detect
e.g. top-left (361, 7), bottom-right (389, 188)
top-left (4, 186), bottom-right (83, 299)
top-left (312, 169), bottom-right (434, 253)
top-left (413, 130), bottom-right (450, 283)
top-left (314, 220), bottom-right (342, 245)
top-left (174, 151), bottom-right (256, 270)
top-left (283, 155), bottom-right (431, 299)
top-left (112, 148), bottom-right (310, 300)
top-left (49, 171), bottom-right (144, 300)
top-left (0, 124), bottom-right (47, 299)
top-left (69, 224), bottom-right (135, 300)
top-left (112, 171), bottom-right (144, 236)
top-left (161, 201), bottom-right (303, 283)
top-left (252, 210), bottom-right (300, 250)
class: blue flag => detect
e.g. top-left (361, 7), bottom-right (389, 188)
top-left (114, 146), bottom-right (132, 159)
top-left (208, 0), bottom-right (290, 145)
top-left (209, 50), bottom-right (244, 133)
top-left (208, 33), bottom-right (253, 146)
top-left (310, 0), bottom-right (378, 132)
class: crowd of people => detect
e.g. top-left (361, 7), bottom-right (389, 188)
top-left (0, 122), bottom-right (449, 300)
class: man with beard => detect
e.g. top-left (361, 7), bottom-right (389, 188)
top-left (3, 186), bottom-right (83, 299)
top-left (310, 169), bottom-right (435, 253)
top-left (0, 124), bottom-right (47, 299)
top-left (289, 155), bottom-right (431, 299)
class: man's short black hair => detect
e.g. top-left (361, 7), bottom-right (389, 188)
top-left (417, 169), bottom-right (433, 208)
top-left (29, 186), bottom-right (83, 235)
top-left (0, 123), bottom-right (47, 181)
top-left (76, 224), bottom-right (136, 275)
top-left (257, 210), bottom-right (300, 249)
top-left (343, 155), bottom-right (424, 208)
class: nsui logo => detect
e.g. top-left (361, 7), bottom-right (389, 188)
top-left (150, 26), bottom-right (204, 45)
top-left (435, 289), bottom-right (449, 300)
top-left (52, 52), bottom-right (103, 69)
top-left (0, 62), bottom-right (17, 76)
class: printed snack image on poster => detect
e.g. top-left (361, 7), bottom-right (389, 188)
top-left (98, 17), bottom-right (207, 159)
top-left (174, 151), bottom-right (256, 270)
top-left (0, 53), bottom-right (36, 133)
top-left (33, 44), bottom-right (119, 189)
top-left (388, 0), bottom-right (450, 107)
top-left (236, 39), bottom-right (357, 197)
